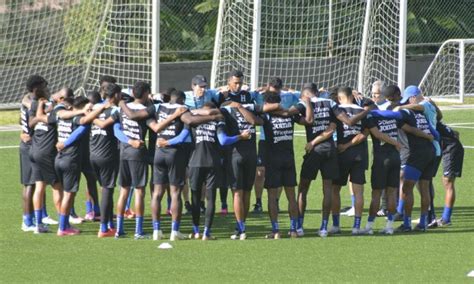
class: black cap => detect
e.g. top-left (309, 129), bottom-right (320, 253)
top-left (302, 82), bottom-right (318, 94)
top-left (192, 75), bottom-right (208, 87)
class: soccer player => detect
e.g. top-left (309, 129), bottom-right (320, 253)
top-left (99, 75), bottom-right (117, 101)
top-left (261, 91), bottom-right (312, 239)
top-left (331, 86), bottom-right (370, 235)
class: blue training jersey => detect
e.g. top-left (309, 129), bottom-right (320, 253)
top-left (184, 89), bottom-right (219, 110)
top-left (420, 100), bottom-right (441, 156)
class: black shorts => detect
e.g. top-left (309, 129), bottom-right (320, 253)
top-left (442, 144), bottom-right (464, 178)
top-left (371, 150), bottom-right (401, 190)
top-left (20, 142), bottom-right (35, 185)
top-left (406, 146), bottom-right (436, 181)
top-left (219, 149), bottom-right (230, 188)
top-left (227, 148), bottom-right (257, 191)
top-left (432, 156), bottom-right (442, 177)
top-left (189, 166), bottom-right (221, 192)
top-left (81, 154), bottom-right (95, 175)
top-left (91, 158), bottom-right (118, 188)
top-left (264, 154), bottom-right (297, 188)
top-left (55, 154), bottom-right (81, 193)
top-left (300, 148), bottom-right (339, 181)
top-left (119, 159), bottom-right (148, 188)
top-left (334, 148), bottom-right (367, 186)
top-left (30, 149), bottom-right (58, 185)
top-left (153, 147), bottom-right (186, 186)
top-left (256, 140), bottom-right (266, 167)
top-left (182, 142), bottom-right (194, 167)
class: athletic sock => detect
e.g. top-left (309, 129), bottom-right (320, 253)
top-left (85, 201), bottom-right (93, 214)
top-left (34, 210), bottom-right (43, 226)
top-left (172, 220), bottom-right (180, 232)
top-left (59, 214), bottom-right (67, 231)
top-left (135, 216), bottom-right (143, 235)
top-left (271, 221), bottom-right (279, 233)
top-left (65, 215), bottom-right (70, 228)
top-left (256, 198), bottom-right (262, 206)
top-left (332, 214), bottom-right (340, 227)
top-left (108, 220), bottom-right (115, 229)
top-left (297, 216), bottom-right (304, 230)
top-left (153, 220), bottom-right (161, 231)
top-left (320, 218), bottom-right (329, 231)
top-left (419, 213), bottom-right (427, 228)
top-left (42, 204), bottom-right (48, 218)
top-left (93, 204), bottom-right (100, 215)
top-left (387, 212), bottom-right (394, 222)
top-left (238, 221), bottom-right (246, 233)
top-left (396, 199), bottom-right (405, 215)
top-left (368, 215), bottom-right (376, 222)
top-left (193, 225), bottom-right (200, 234)
top-left (70, 206), bottom-right (77, 217)
top-left (351, 195), bottom-right (355, 208)
top-left (100, 222), bottom-right (108, 233)
top-left (353, 216), bottom-right (361, 229)
top-left (117, 215), bottom-right (124, 234)
top-left (203, 227), bottom-right (211, 237)
top-left (23, 214), bottom-right (33, 226)
top-left (403, 215), bottom-right (411, 228)
top-left (290, 218), bottom-right (297, 232)
top-left (442, 206), bottom-right (452, 223)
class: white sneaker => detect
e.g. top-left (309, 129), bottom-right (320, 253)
top-left (318, 229), bottom-right (328, 238)
top-left (351, 228), bottom-right (362, 235)
top-left (239, 232), bottom-right (247, 240)
top-left (189, 232), bottom-right (200, 240)
top-left (170, 230), bottom-right (187, 241)
top-left (153, 230), bottom-right (164, 241)
top-left (362, 227), bottom-right (374, 235)
top-left (328, 226), bottom-right (341, 235)
top-left (34, 224), bottom-right (49, 234)
top-left (21, 223), bottom-right (35, 232)
top-left (411, 218), bottom-right (420, 224)
top-left (230, 232), bottom-right (240, 240)
top-left (42, 216), bottom-right (58, 225)
top-left (69, 216), bottom-right (83, 225)
top-left (296, 228), bottom-right (305, 237)
top-left (380, 227), bottom-right (394, 235)
top-left (341, 207), bottom-right (355, 217)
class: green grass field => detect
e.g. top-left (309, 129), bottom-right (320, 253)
top-left (0, 109), bottom-right (473, 282)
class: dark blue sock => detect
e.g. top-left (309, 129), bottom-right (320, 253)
top-left (419, 213), bottom-right (427, 227)
top-left (135, 216), bottom-right (143, 235)
top-left (85, 201), bottom-right (93, 214)
top-left (93, 204), bottom-right (100, 215)
top-left (153, 220), bottom-right (161, 231)
top-left (167, 196), bottom-right (171, 211)
top-left (235, 223), bottom-right (240, 233)
top-left (172, 220), bottom-right (180, 231)
top-left (59, 214), bottom-right (67, 231)
top-left (387, 213), bottom-right (394, 222)
top-left (271, 221), bottom-right (279, 233)
top-left (34, 210), bottom-right (42, 226)
top-left (203, 227), bottom-right (211, 237)
top-left (320, 218), bottom-right (329, 231)
top-left (42, 204), bottom-right (48, 218)
top-left (221, 202), bottom-right (227, 209)
top-left (65, 214), bottom-right (70, 228)
top-left (193, 225), bottom-right (200, 234)
top-left (290, 218), bottom-right (297, 232)
top-left (100, 222), bottom-right (108, 233)
top-left (117, 215), bottom-right (124, 234)
top-left (108, 219), bottom-right (115, 229)
top-left (442, 207), bottom-right (452, 223)
top-left (238, 221), bottom-right (246, 233)
top-left (70, 206), bottom-right (77, 217)
top-left (351, 195), bottom-right (355, 207)
top-left (403, 216), bottom-right (411, 228)
top-left (397, 199), bottom-right (405, 215)
top-left (332, 214), bottom-right (340, 227)
top-left (297, 216), bottom-right (304, 230)
top-left (23, 214), bottom-right (33, 226)
top-left (368, 215), bottom-right (376, 222)
top-left (353, 216), bottom-right (361, 229)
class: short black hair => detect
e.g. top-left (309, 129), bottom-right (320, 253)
top-left (170, 89), bottom-right (186, 101)
top-left (302, 82), bottom-right (318, 95)
top-left (26, 75), bottom-right (47, 92)
top-left (328, 86), bottom-right (339, 97)
top-left (104, 83), bottom-right (122, 99)
top-left (64, 88), bottom-right (74, 99)
top-left (337, 86), bottom-right (353, 97)
top-left (160, 87), bottom-right (176, 103)
top-left (133, 81), bottom-right (151, 99)
top-left (228, 70), bottom-right (243, 79)
top-left (269, 77), bottom-right (283, 90)
top-left (63, 97), bottom-right (74, 107)
top-left (87, 90), bottom-right (102, 104)
top-left (73, 96), bottom-right (89, 109)
top-left (383, 85), bottom-right (401, 101)
top-left (99, 75), bottom-right (117, 85)
top-left (263, 91), bottom-right (281, 104)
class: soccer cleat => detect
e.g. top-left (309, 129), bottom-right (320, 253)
top-left (436, 218), bottom-right (452, 227)
top-left (393, 213), bottom-right (404, 222)
top-left (411, 218), bottom-right (420, 224)
top-left (84, 212), bottom-right (95, 221)
top-left (42, 216), bottom-right (58, 225)
top-left (98, 230), bottom-right (115, 238)
top-left (395, 224), bottom-right (412, 233)
top-left (57, 228), bottom-right (80, 236)
top-left (189, 232), bottom-right (201, 240)
top-left (202, 235), bottom-right (216, 241)
top-left (124, 209), bottom-right (135, 219)
top-left (239, 232), bottom-right (247, 240)
top-left (252, 203), bottom-right (263, 214)
top-left (362, 224), bottom-right (374, 235)
top-left (328, 226), bottom-right (341, 235)
top-left (34, 224), bottom-right (49, 234)
top-left (230, 233), bottom-right (240, 240)
top-left (296, 228), bottom-right (305, 237)
top-left (413, 224), bottom-right (426, 232)
top-left (288, 231), bottom-right (297, 238)
top-left (427, 219), bottom-right (438, 229)
top-left (220, 208), bottom-right (228, 216)
top-left (114, 231), bottom-right (127, 239)
top-left (170, 231), bottom-right (187, 241)
top-left (265, 232), bottom-right (281, 239)
top-left (318, 229), bottom-right (328, 238)
top-left (380, 227), bottom-right (394, 235)
top-left (376, 209), bottom-right (387, 217)
top-left (341, 207), bottom-right (355, 217)
top-left (153, 230), bottom-right (165, 241)
top-left (340, 206), bottom-right (353, 215)
top-left (69, 215), bottom-right (83, 225)
top-left (21, 223), bottom-right (36, 232)
top-left (134, 233), bottom-right (149, 240)
top-left (351, 228), bottom-right (362, 235)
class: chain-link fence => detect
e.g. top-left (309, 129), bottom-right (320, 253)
top-left (161, 0), bottom-right (473, 60)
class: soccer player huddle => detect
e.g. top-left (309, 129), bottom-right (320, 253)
top-left (19, 70), bottom-right (464, 240)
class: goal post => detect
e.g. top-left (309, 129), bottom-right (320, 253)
top-left (419, 39), bottom-right (474, 104)
top-left (210, 0), bottom-right (406, 96)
